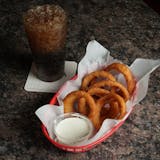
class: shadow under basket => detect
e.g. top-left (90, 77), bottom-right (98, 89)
top-left (41, 76), bottom-right (133, 152)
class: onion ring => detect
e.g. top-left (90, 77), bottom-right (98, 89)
top-left (81, 70), bottom-right (116, 91)
top-left (91, 80), bottom-right (130, 101)
top-left (78, 97), bottom-right (88, 115)
top-left (78, 88), bottom-right (110, 116)
top-left (88, 87), bottom-right (110, 97)
top-left (104, 63), bottom-right (135, 95)
top-left (63, 90), bottom-right (101, 130)
top-left (101, 101), bottom-right (119, 121)
top-left (96, 92), bottom-right (126, 121)
top-left (108, 101), bottom-right (119, 119)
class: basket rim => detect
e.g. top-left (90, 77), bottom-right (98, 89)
top-left (41, 119), bottom-right (126, 150)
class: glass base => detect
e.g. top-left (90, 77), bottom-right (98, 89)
top-left (33, 62), bottom-right (65, 82)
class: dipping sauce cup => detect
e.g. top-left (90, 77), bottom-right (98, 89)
top-left (53, 113), bottom-right (94, 145)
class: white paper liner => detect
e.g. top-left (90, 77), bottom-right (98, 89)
top-left (35, 40), bottom-right (160, 146)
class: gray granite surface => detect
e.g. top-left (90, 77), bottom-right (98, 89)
top-left (0, 0), bottom-right (160, 159)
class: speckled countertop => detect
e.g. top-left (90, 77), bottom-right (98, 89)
top-left (0, 0), bottom-right (160, 159)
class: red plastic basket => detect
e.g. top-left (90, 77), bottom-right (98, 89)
top-left (41, 75), bottom-right (134, 152)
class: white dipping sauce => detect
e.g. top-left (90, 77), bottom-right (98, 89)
top-left (55, 117), bottom-right (90, 145)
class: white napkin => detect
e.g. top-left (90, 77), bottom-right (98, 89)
top-left (24, 61), bottom-right (77, 93)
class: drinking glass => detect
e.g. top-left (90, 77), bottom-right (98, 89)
top-left (24, 4), bottom-right (67, 81)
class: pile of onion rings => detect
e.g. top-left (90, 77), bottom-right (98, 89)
top-left (63, 62), bottom-right (136, 130)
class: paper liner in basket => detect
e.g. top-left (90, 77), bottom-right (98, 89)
top-left (35, 40), bottom-right (160, 146)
